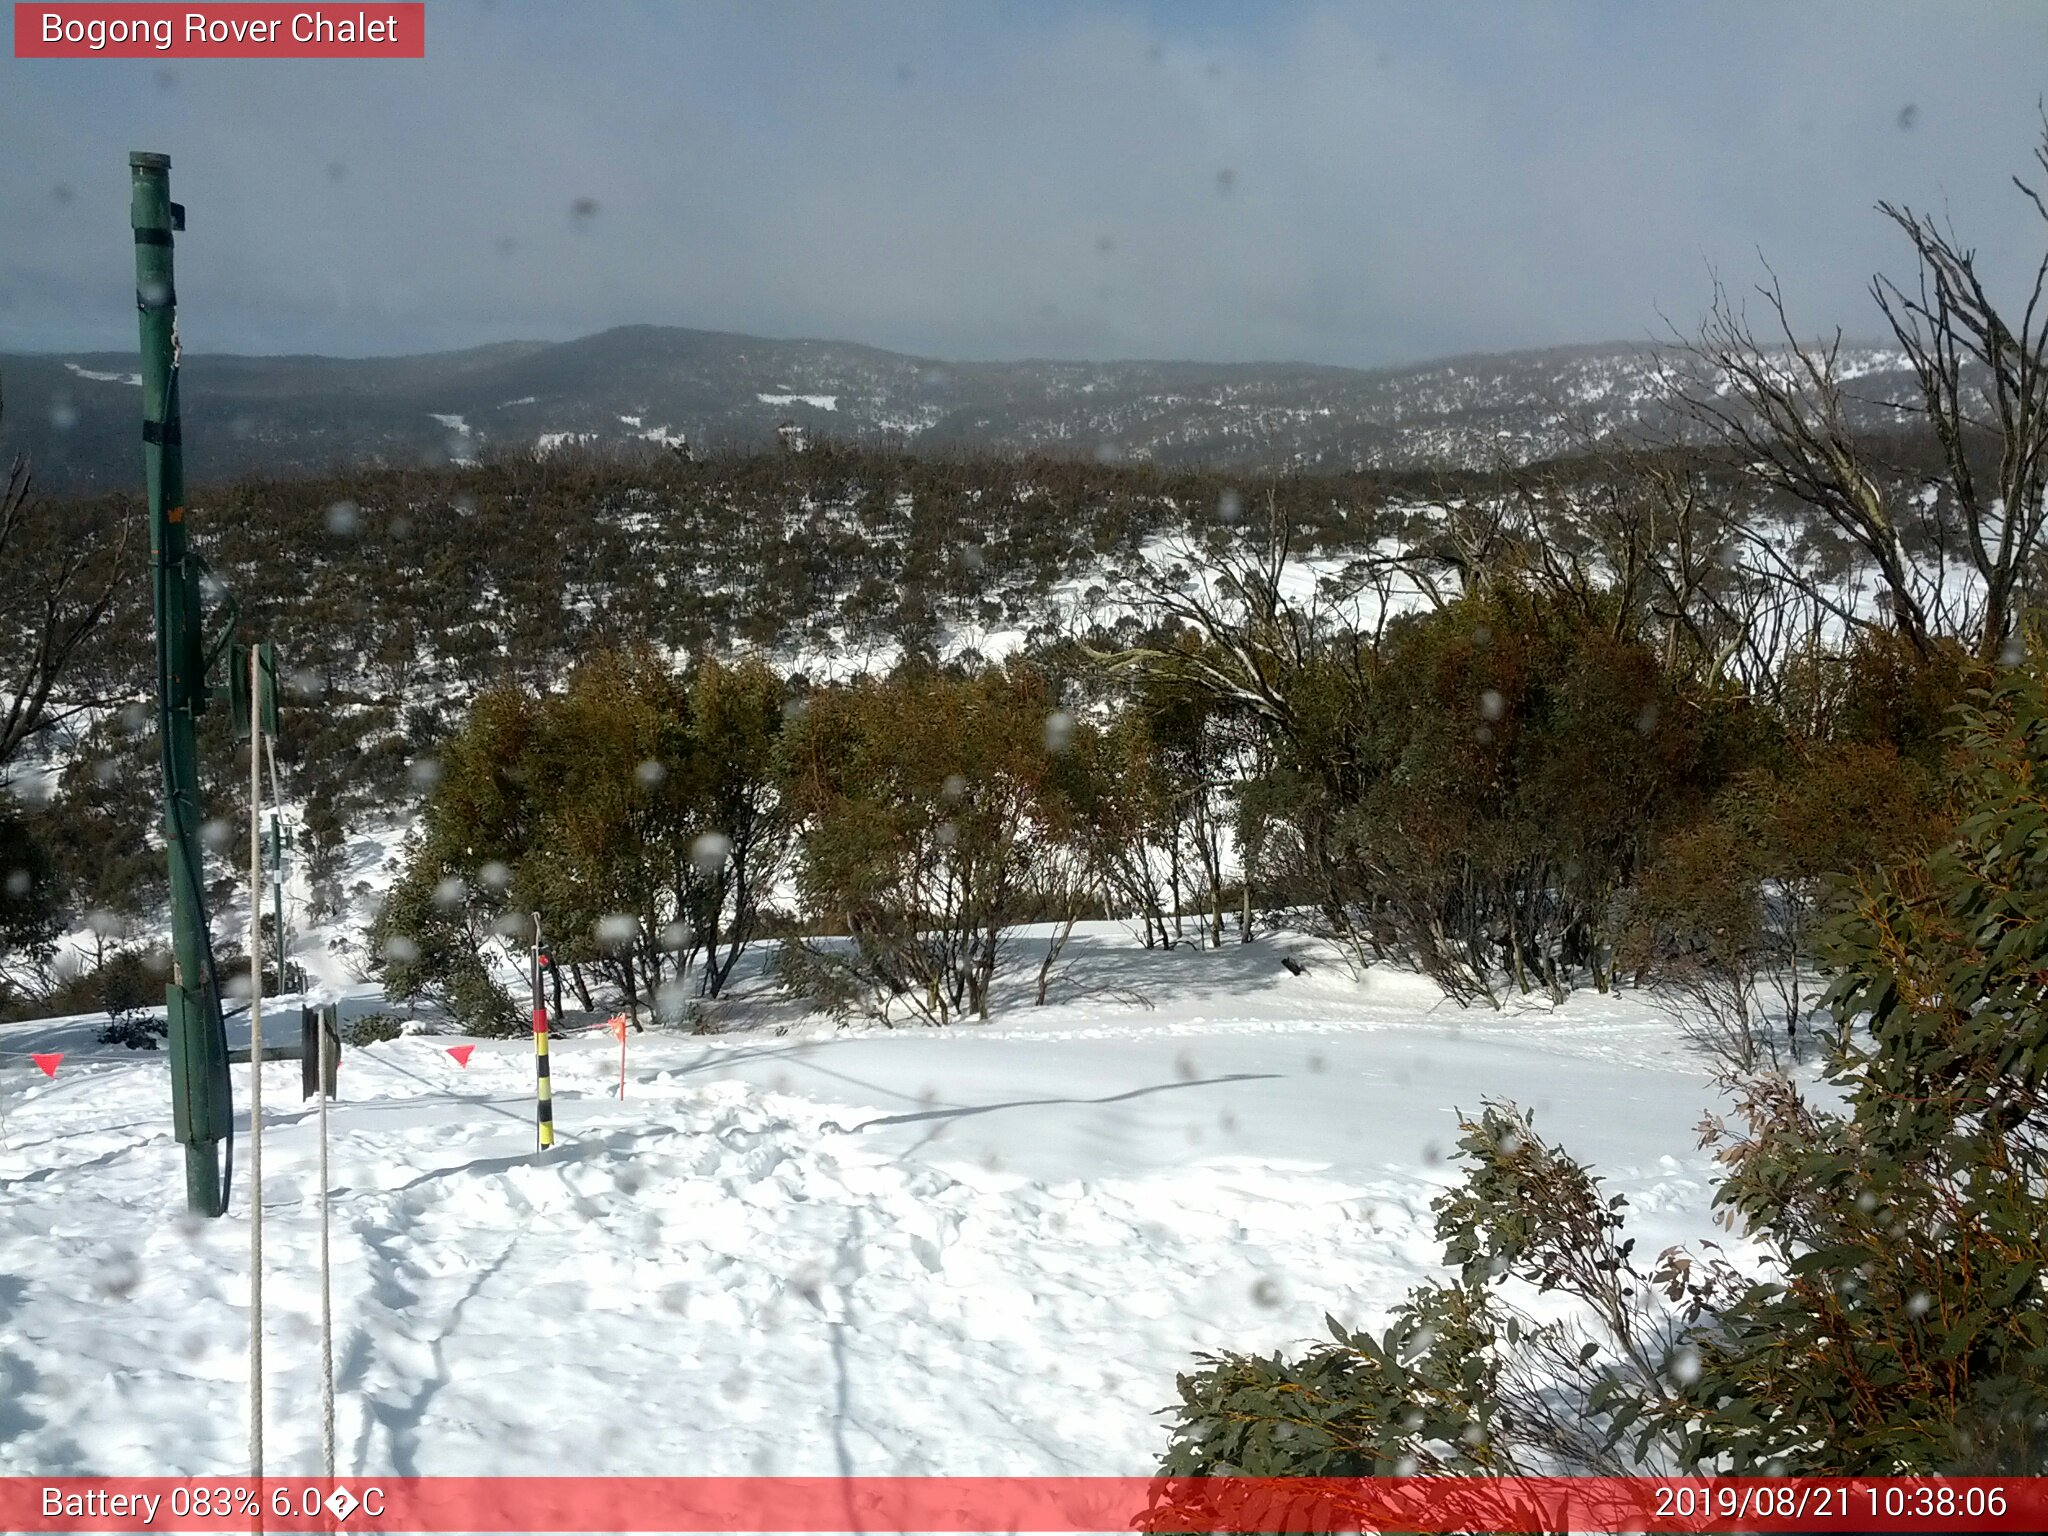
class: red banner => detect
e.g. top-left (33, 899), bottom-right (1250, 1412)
top-left (14, 4), bottom-right (424, 58)
top-left (3, 1476), bottom-right (2045, 1533)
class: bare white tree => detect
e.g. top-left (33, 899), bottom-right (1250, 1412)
top-left (1671, 119), bottom-right (2048, 663)
top-left (1871, 118), bottom-right (2048, 662)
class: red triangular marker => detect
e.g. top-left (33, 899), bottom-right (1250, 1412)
top-left (31, 1053), bottom-right (62, 1078)
top-left (447, 1045), bottom-right (475, 1068)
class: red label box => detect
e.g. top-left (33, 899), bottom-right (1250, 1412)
top-left (15, 4), bottom-right (425, 58)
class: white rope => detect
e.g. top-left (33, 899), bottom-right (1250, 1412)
top-left (248, 646), bottom-right (265, 1484)
top-left (268, 728), bottom-right (337, 1479)
top-left (317, 999), bottom-right (335, 1477)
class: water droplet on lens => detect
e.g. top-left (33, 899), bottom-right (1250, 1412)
top-left (690, 832), bottom-right (732, 876)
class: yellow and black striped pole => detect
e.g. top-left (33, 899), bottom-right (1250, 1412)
top-left (532, 914), bottom-right (554, 1151)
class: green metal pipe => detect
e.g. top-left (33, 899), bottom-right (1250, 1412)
top-left (132, 151), bottom-right (231, 1217)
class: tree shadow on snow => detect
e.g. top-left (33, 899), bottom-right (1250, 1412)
top-left (820, 1072), bottom-right (1280, 1134)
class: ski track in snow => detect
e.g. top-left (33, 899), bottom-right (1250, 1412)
top-left (0, 928), bottom-right (1740, 1478)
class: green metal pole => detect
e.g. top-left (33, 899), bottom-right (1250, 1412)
top-left (133, 151), bottom-right (231, 1217)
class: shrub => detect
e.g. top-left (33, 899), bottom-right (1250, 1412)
top-left (778, 662), bottom-right (1084, 1024)
top-left (0, 809), bottom-right (61, 969)
top-left (1162, 631), bottom-right (2048, 1481)
top-left (342, 1011), bottom-right (403, 1047)
top-left (369, 852), bottom-right (524, 1036)
top-left (1158, 1101), bottom-right (1705, 1483)
top-left (22, 947), bottom-right (172, 1040)
top-left (1620, 739), bottom-right (1948, 1068)
top-left (1325, 585), bottom-right (1720, 1003)
top-left (99, 1003), bottom-right (168, 1051)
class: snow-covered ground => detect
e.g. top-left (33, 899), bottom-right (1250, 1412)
top-left (0, 926), bottom-right (1741, 1480)
top-left (756, 393), bottom-right (840, 412)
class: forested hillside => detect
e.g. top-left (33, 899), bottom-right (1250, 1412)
top-left (1, 327), bottom-right (1930, 494)
top-left (0, 419), bottom-right (1985, 1041)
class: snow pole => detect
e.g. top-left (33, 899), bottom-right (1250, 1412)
top-left (267, 732), bottom-right (335, 1479)
top-left (532, 915), bottom-right (554, 1152)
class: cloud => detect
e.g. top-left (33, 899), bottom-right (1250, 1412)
top-left (2, 0), bottom-right (2044, 365)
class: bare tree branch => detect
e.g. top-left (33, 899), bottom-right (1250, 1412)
top-left (0, 382), bottom-right (132, 771)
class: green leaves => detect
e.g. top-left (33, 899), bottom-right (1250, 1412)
top-left (1167, 636), bottom-right (2048, 1479)
top-left (371, 646), bottom-right (794, 1025)
top-left (1158, 1281), bottom-right (1509, 1482)
top-left (777, 662), bottom-right (1086, 1025)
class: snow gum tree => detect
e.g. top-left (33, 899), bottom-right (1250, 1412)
top-left (684, 656), bottom-right (796, 998)
top-left (775, 662), bottom-right (1084, 1024)
top-left (372, 646), bottom-right (793, 1028)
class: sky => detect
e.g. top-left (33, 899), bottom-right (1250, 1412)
top-left (4, 0), bottom-right (2047, 368)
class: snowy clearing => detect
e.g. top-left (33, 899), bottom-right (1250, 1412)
top-left (0, 927), bottom-right (1740, 1478)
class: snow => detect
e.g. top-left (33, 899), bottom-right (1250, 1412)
top-left (757, 393), bottom-right (841, 412)
top-left (0, 925), bottom-right (1739, 1479)
top-left (534, 431), bottom-right (597, 455)
top-left (429, 415), bottom-right (476, 466)
top-left (63, 363), bottom-right (142, 386)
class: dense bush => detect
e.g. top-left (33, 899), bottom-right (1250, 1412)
top-left (1328, 587), bottom-right (1715, 1002)
top-left (776, 662), bottom-right (1090, 1023)
top-left (1160, 635), bottom-right (2048, 1482)
top-left (3, 944), bottom-right (174, 1042)
top-left (342, 1010), bottom-right (404, 1047)
top-left (371, 646), bottom-right (792, 1029)
top-left (1620, 739), bottom-right (1948, 1067)
top-left (0, 808), bottom-right (61, 981)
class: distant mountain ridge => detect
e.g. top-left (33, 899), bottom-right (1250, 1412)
top-left (0, 324), bottom-right (1919, 493)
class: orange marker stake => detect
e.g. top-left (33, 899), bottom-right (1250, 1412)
top-left (605, 1014), bottom-right (628, 1099)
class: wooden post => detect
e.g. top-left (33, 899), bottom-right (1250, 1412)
top-left (300, 1006), bottom-right (339, 1100)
